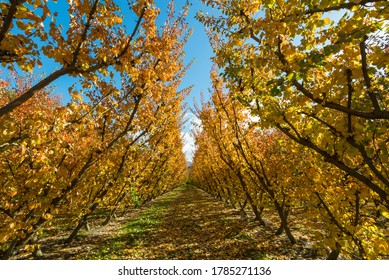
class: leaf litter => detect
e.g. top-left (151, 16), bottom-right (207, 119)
top-left (14, 185), bottom-right (324, 259)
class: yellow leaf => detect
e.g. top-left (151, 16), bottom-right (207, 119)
top-left (71, 91), bottom-right (83, 102)
top-left (43, 213), bottom-right (52, 220)
top-left (323, 18), bottom-right (331, 25)
top-left (382, 211), bottom-right (389, 219)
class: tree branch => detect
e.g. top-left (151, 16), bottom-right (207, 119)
top-left (304, 0), bottom-right (386, 16)
top-left (275, 123), bottom-right (388, 204)
top-left (273, 39), bottom-right (389, 119)
top-left (0, 67), bottom-right (76, 117)
top-left (70, 0), bottom-right (100, 66)
top-left (359, 35), bottom-right (380, 112)
top-left (0, 0), bottom-right (27, 44)
top-left (346, 69), bottom-right (353, 134)
top-left (0, 4), bottom-right (146, 117)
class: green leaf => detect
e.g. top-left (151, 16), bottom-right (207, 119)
top-left (270, 86), bottom-right (281, 97)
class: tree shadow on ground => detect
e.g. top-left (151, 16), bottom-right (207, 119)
top-left (15, 185), bottom-right (320, 259)
top-left (80, 185), bottom-right (317, 260)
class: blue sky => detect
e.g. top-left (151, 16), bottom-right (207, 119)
top-left (172, 1), bottom-right (215, 162)
top-left (175, 0), bottom-right (214, 110)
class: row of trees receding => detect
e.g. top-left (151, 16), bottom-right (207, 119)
top-left (190, 0), bottom-right (388, 259)
top-left (0, 0), bottom-right (189, 259)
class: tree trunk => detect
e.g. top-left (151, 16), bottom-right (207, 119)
top-left (327, 243), bottom-right (341, 260)
top-left (239, 198), bottom-right (248, 216)
top-left (273, 203), bottom-right (296, 244)
top-left (244, 189), bottom-right (266, 226)
top-left (1, 240), bottom-right (18, 260)
top-left (66, 215), bottom-right (90, 244)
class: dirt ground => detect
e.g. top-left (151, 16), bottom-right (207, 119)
top-left (13, 185), bottom-right (321, 260)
